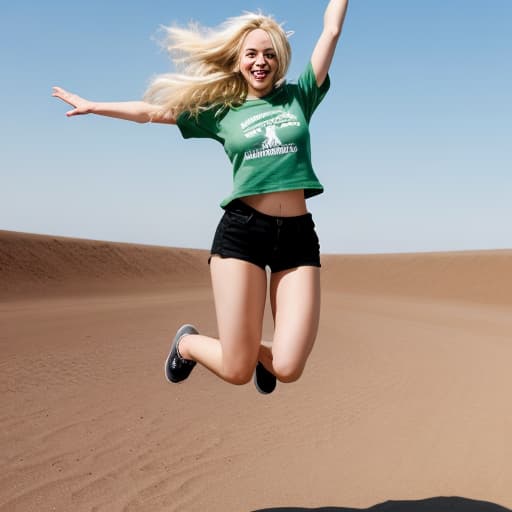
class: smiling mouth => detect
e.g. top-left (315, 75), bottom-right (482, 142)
top-left (252, 70), bottom-right (269, 80)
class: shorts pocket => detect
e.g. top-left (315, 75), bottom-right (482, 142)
top-left (225, 209), bottom-right (254, 225)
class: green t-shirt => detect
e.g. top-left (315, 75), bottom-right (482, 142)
top-left (177, 61), bottom-right (330, 207)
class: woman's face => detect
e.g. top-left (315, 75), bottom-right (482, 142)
top-left (239, 28), bottom-right (278, 99)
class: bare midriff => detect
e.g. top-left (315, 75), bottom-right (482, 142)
top-left (240, 190), bottom-right (308, 217)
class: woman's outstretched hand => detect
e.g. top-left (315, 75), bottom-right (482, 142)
top-left (52, 86), bottom-right (94, 117)
top-left (51, 88), bottom-right (175, 124)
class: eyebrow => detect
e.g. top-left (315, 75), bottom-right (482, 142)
top-left (244, 47), bottom-right (275, 52)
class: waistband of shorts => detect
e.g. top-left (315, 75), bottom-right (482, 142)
top-left (225, 199), bottom-right (313, 222)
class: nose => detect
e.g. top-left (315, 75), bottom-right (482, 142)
top-left (255, 53), bottom-right (266, 66)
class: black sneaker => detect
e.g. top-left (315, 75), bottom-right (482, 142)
top-left (165, 324), bottom-right (198, 383)
top-left (254, 362), bottom-right (277, 394)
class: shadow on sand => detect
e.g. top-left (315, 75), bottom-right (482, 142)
top-left (252, 496), bottom-right (511, 512)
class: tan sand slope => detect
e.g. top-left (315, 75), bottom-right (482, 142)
top-left (322, 250), bottom-right (512, 306)
top-left (1, 230), bottom-right (511, 512)
top-left (0, 230), bottom-right (209, 299)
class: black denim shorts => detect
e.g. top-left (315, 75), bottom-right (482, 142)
top-left (210, 200), bottom-right (321, 273)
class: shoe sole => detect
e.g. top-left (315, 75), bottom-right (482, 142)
top-left (254, 362), bottom-right (277, 394)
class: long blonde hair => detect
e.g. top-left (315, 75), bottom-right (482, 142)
top-left (144, 12), bottom-right (292, 117)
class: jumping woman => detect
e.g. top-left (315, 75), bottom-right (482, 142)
top-left (53, 0), bottom-right (349, 394)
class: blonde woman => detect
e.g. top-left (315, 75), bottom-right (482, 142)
top-left (53, 1), bottom-right (349, 394)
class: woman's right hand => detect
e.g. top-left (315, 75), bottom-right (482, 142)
top-left (51, 88), bottom-right (174, 124)
top-left (52, 86), bottom-right (94, 117)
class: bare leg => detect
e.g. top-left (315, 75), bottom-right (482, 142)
top-left (263, 266), bottom-right (321, 383)
top-left (178, 256), bottom-right (267, 385)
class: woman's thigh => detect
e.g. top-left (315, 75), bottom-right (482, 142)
top-left (210, 256), bottom-right (268, 378)
top-left (269, 266), bottom-right (321, 381)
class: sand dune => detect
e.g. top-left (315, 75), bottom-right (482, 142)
top-left (1, 230), bottom-right (511, 512)
top-left (0, 230), bottom-right (209, 300)
top-left (322, 251), bottom-right (512, 306)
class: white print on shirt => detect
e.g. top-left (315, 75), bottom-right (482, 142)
top-left (262, 126), bottom-right (281, 149)
top-left (241, 110), bottom-right (300, 160)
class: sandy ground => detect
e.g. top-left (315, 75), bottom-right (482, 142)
top-left (1, 230), bottom-right (511, 512)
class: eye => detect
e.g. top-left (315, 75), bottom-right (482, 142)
top-left (265, 53), bottom-right (276, 59)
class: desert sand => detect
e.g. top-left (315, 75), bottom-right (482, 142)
top-left (1, 229), bottom-right (511, 512)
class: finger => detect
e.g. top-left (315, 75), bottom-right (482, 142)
top-left (54, 91), bottom-right (78, 108)
top-left (52, 86), bottom-right (76, 101)
top-left (52, 86), bottom-right (68, 97)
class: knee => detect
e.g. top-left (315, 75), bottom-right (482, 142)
top-left (272, 358), bottom-right (304, 384)
top-left (222, 364), bottom-right (254, 386)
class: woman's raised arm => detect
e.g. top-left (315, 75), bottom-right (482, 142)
top-left (52, 86), bottom-right (177, 124)
top-left (311, 0), bottom-right (349, 87)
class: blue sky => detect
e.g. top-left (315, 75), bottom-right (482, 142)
top-left (1, 0), bottom-right (510, 253)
